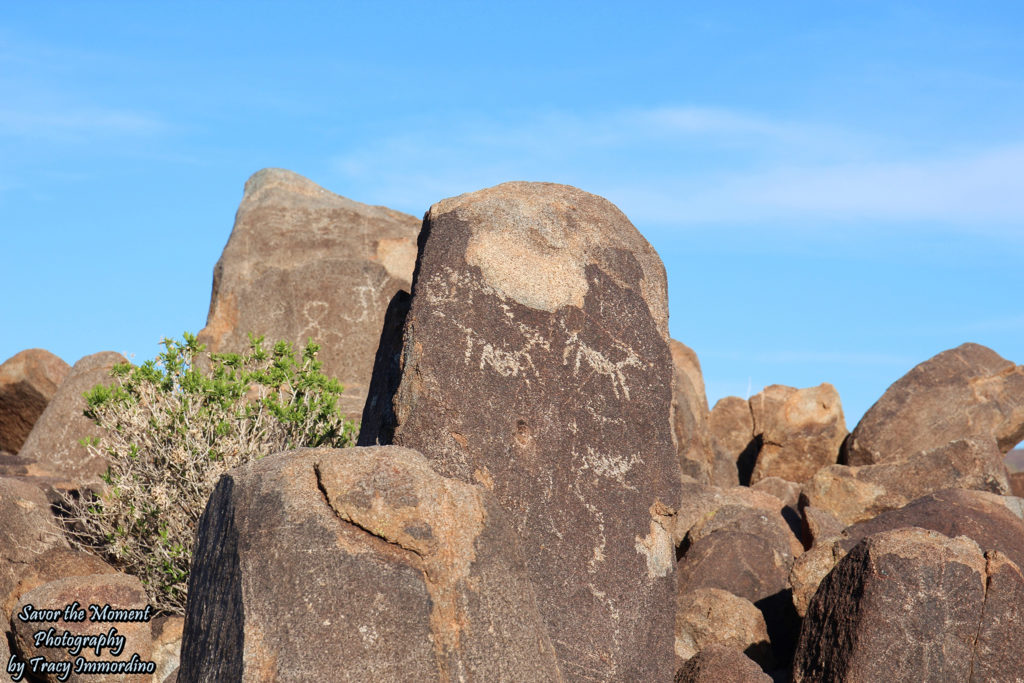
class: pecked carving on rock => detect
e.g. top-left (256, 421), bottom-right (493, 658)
top-left (361, 182), bottom-right (679, 681)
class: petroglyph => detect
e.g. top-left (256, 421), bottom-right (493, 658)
top-left (562, 331), bottom-right (643, 400)
top-left (580, 447), bottom-right (644, 490)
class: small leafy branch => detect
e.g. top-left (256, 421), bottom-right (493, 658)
top-left (62, 332), bottom-right (357, 614)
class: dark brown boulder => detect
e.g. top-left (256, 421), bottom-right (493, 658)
top-left (793, 527), bottom-right (1024, 682)
top-left (0, 477), bottom-right (68, 619)
top-left (802, 437), bottom-right (1010, 526)
top-left (843, 343), bottom-right (1024, 466)
top-left (749, 383), bottom-right (846, 485)
top-left (674, 644), bottom-right (772, 683)
top-left (671, 340), bottom-right (714, 484)
top-left (15, 351), bottom-right (126, 484)
top-left (179, 446), bottom-right (561, 682)
top-left (0, 349), bottom-right (69, 454)
top-left (10, 573), bottom-right (153, 683)
top-left (198, 168), bottom-right (420, 417)
top-left (709, 396), bottom-right (754, 486)
top-left (360, 182), bottom-right (679, 681)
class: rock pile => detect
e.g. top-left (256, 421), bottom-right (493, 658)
top-left (4, 171), bottom-right (1024, 682)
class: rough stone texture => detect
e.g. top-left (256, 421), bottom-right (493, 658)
top-left (0, 628), bottom-right (9, 674)
top-left (793, 527), bottom-right (1024, 682)
top-left (672, 481), bottom-right (798, 549)
top-left (198, 168), bottom-right (420, 417)
top-left (16, 351), bottom-right (126, 484)
top-left (671, 340), bottom-right (714, 484)
top-left (801, 437), bottom-right (1010, 526)
top-left (0, 349), bottom-right (69, 454)
top-left (674, 645), bottom-right (772, 683)
top-left (675, 588), bottom-right (772, 668)
top-left (359, 182), bottom-right (678, 681)
top-left (748, 384), bottom-right (846, 485)
top-left (800, 505), bottom-right (844, 550)
top-left (971, 550), bottom-right (1024, 682)
top-left (179, 446), bottom-right (561, 683)
top-left (843, 343), bottom-right (1024, 466)
top-left (0, 477), bottom-right (68, 620)
top-left (2, 548), bottom-right (116, 623)
top-left (1007, 447), bottom-right (1024, 472)
top-left (10, 573), bottom-right (153, 683)
top-left (708, 397), bottom-right (752, 487)
top-left (790, 487), bottom-right (1024, 618)
top-left (1011, 471), bottom-right (1024, 498)
top-left (751, 476), bottom-right (801, 508)
top-left (151, 615), bottom-right (184, 683)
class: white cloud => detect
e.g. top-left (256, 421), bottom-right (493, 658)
top-left (327, 106), bottom-right (1024, 234)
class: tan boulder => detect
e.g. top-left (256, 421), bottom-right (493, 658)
top-left (0, 477), bottom-right (68, 616)
top-left (843, 343), bottom-right (1024, 466)
top-left (675, 588), bottom-right (772, 668)
top-left (0, 349), bottom-right (69, 454)
top-left (198, 168), bottom-right (420, 417)
top-left (708, 396), bottom-right (753, 486)
top-left (670, 340), bottom-right (714, 484)
top-left (674, 644), bottom-right (772, 683)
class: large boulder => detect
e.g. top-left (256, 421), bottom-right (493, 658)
top-left (674, 644), bottom-right (772, 683)
top-left (793, 528), bottom-right (1024, 682)
top-left (790, 487), bottom-right (1024, 617)
top-left (708, 396), bottom-right (754, 486)
top-left (675, 587), bottom-right (772, 669)
top-left (843, 343), bottom-right (1024, 466)
top-left (198, 168), bottom-right (420, 417)
top-left (0, 477), bottom-right (68, 618)
top-left (748, 384), bottom-right (846, 485)
top-left (671, 340), bottom-right (714, 484)
top-left (15, 352), bottom-right (126, 484)
top-left (360, 182), bottom-right (679, 681)
top-left (0, 349), bottom-right (69, 454)
top-left (179, 446), bottom-right (561, 682)
top-left (801, 437), bottom-right (1010, 526)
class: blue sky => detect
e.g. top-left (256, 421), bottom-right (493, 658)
top-left (2, 2), bottom-right (1022, 432)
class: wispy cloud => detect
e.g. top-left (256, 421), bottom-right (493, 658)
top-left (0, 106), bottom-right (167, 141)
top-left (327, 106), bottom-right (1024, 234)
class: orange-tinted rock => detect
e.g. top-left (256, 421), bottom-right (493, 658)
top-left (709, 397), bottom-right (753, 486)
top-left (198, 168), bottom-right (420, 417)
top-left (674, 644), bottom-right (772, 683)
top-left (0, 349), bottom-right (69, 454)
top-left (671, 340), bottom-right (714, 484)
top-left (2, 548), bottom-right (116, 622)
top-left (675, 588), bottom-right (772, 669)
top-left (179, 447), bottom-right (561, 682)
top-left (749, 383), bottom-right (846, 485)
top-left (843, 343), bottom-right (1024, 466)
top-left (360, 182), bottom-right (678, 681)
top-left (16, 352), bottom-right (126, 484)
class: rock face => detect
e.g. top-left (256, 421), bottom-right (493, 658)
top-left (10, 573), bottom-right (153, 683)
top-left (670, 340), bottom-right (714, 484)
top-left (0, 477), bottom-right (68, 616)
top-left (0, 349), bottom-right (69, 454)
top-left (674, 644), bottom-right (772, 683)
top-left (198, 168), bottom-right (420, 416)
top-left (802, 437), bottom-right (1010, 526)
top-left (179, 446), bottom-right (561, 682)
top-left (793, 527), bottom-right (1024, 682)
top-left (359, 182), bottom-right (679, 681)
top-left (15, 352), bottom-right (126, 483)
top-left (748, 384), bottom-right (846, 485)
top-left (843, 343), bottom-right (1024, 466)
top-left (675, 588), bottom-right (772, 668)
top-left (708, 397), bottom-right (753, 487)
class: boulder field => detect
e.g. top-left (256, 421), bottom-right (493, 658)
top-left (3, 170), bottom-right (1023, 682)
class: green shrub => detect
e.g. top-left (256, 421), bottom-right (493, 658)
top-left (62, 332), bottom-right (357, 614)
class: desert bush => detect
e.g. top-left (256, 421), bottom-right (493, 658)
top-left (62, 332), bottom-right (357, 614)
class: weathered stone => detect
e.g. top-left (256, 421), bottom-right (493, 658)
top-left (749, 384), bottom-right (846, 485)
top-left (16, 352), bottom-right (126, 484)
top-left (151, 615), bottom-right (184, 683)
top-left (359, 182), bottom-right (678, 681)
top-left (198, 168), bottom-right (420, 417)
top-left (709, 397), bottom-right (753, 486)
top-left (1011, 471), bottom-right (1024, 497)
top-left (671, 340), bottom-right (714, 484)
top-left (802, 437), bottom-right (1010, 526)
top-left (674, 644), bottom-right (772, 683)
top-left (675, 588), bottom-right (772, 668)
top-left (2, 548), bottom-right (116, 623)
top-left (843, 343), bottom-right (1024, 466)
top-left (179, 446), bottom-right (561, 682)
top-left (790, 487), bottom-right (1024, 617)
top-left (673, 481), bottom-right (797, 548)
top-left (800, 505), bottom-right (844, 550)
top-left (971, 550), bottom-right (1024, 682)
top-left (1007, 447), bottom-right (1024, 472)
top-left (751, 476), bottom-right (801, 508)
top-left (0, 477), bottom-right (68, 618)
top-left (0, 349), bottom-right (69, 454)
top-left (10, 573), bottom-right (153, 683)
top-left (792, 527), bottom-right (1023, 682)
